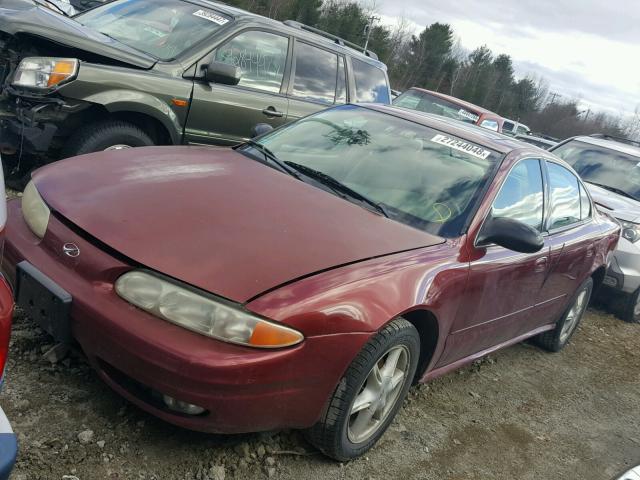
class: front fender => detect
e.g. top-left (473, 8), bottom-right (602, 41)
top-left (80, 90), bottom-right (183, 144)
top-left (57, 63), bottom-right (193, 145)
top-left (246, 241), bottom-right (467, 360)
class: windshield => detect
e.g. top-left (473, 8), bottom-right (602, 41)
top-left (250, 105), bottom-right (501, 237)
top-left (76, 0), bottom-right (231, 60)
top-left (553, 140), bottom-right (640, 201)
top-left (393, 90), bottom-right (481, 125)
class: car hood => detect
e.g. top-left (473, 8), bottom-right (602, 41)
top-left (0, 0), bottom-right (156, 69)
top-left (586, 182), bottom-right (640, 223)
top-left (33, 147), bottom-right (444, 303)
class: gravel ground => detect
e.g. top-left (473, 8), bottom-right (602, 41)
top-left (2, 301), bottom-right (639, 480)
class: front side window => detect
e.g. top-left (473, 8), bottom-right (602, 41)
top-left (394, 90), bottom-right (480, 125)
top-left (553, 140), bottom-right (640, 202)
top-left (547, 162), bottom-right (582, 229)
top-left (249, 105), bottom-right (502, 237)
top-left (214, 30), bottom-right (288, 93)
top-left (502, 121), bottom-right (516, 134)
top-left (351, 59), bottom-right (390, 104)
top-left (76, 0), bottom-right (232, 60)
top-left (292, 42), bottom-right (338, 105)
top-left (492, 159), bottom-right (544, 231)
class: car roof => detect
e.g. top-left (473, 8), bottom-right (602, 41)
top-left (407, 87), bottom-right (500, 117)
top-left (516, 134), bottom-right (556, 145)
top-left (195, 0), bottom-right (386, 69)
top-left (567, 135), bottom-right (640, 159)
top-left (368, 104), bottom-right (530, 155)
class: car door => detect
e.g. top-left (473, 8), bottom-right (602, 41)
top-left (184, 29), bottom-right (291, 146)
top-left (285, 39), bottom-right (347, 123)
top-left (439, 158), bottom-right (550, 366)
top-left (533, 161), bottom-right (597, 324)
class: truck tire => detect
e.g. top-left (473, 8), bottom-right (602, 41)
top-left (63, 120), bottom-right (154, 158)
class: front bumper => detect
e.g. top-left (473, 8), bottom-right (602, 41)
top-left (605, 237), bottom-right (640, 294)
top-left (0, 111), bottom-right (57, 156)
top-left (3, 200), bottom-right (370, 433)
top-left (0, 407), bottom-right (17, 480)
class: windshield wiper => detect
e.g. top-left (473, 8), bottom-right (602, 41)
top-left (242, 140), bottom-right (300, 179)
top-left (33, 0), bottom-right (70, 16)
top-left (586, 181), bottom-right (639, 202)
top-left (284, 161), bottom-right (390, 218)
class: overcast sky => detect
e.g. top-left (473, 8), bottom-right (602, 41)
top-left (376, 0), bottom-right (640, 117)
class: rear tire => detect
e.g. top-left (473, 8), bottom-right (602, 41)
top-left (535, 278), bottom-right (593, 352)
top-left (622, 287), bottom-right (640, 323)
top-left (63, 120), bottom-right (154, 158)
top-left (305, 318), bottom-right (419, 461)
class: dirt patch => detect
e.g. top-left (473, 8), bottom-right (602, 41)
top-left (3, 304), bottom-right (639, 480)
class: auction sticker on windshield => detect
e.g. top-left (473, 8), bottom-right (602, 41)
top-left (431, 134), bottom-right (492, 159)
top-left (193, 10), bottom-right (229, 25)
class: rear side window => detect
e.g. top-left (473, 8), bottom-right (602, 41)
top-left (292, 42), bottom-right (338, 105)
top-left (502, 121), bottom-right (516, 133)
top-left (492, 159), bottom-right (544, 231)
top-left (547, 162), bottom-right (582, 229)
top-left (480, 119), bottom-right (499, 131)
top-left (215, 30), bottom-right (288, 93)
top-left (351, 58), bottom-right (390, 104)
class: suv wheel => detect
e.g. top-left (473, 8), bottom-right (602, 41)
top-left (63, 120), bottom-right (154, 158)
top-left (535, 277), bottom-right (593, 352)
top-left (622, 287), bottom-right (640, 323)
top-left (305, 318), bottom-right (419, 461)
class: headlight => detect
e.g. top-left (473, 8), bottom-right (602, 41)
top-left (115, 271), bottom-right (304, 349)
top-left (22, 181), bottom-right (50, 239)
top-left (13, 57), bottom-right (78, 89)
top-left (618, 220), bottom-right (640, 243)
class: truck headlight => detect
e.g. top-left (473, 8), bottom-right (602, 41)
top-left (13, 57), bottom-right (78, 89)
top-left (115, 271), bottom-right (304, 349)
top-left (619, 220), bottom-right (640, 243)
top-left (22, 181), bottom-right (50, 239)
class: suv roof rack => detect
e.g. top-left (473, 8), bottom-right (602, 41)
top-left (590, 133), bottom-right (640, 148)
top-left (283, 20), bottom-right (379, 60)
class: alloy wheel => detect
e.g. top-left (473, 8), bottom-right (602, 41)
top-left (104, 144), bottom-right (132, 151)
top-left (347, 345), bottom-right (410, 444)
top-left (559, 289), bottom-right (587, 343)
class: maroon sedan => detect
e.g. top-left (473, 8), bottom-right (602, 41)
top-left (3, 105), bottom-right (619, 460)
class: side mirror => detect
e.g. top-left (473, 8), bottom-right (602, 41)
top-left (251, 123), bottom-right (274, 138)
top-left (205, 60), bottom-right (241, 85)
top-left (477, 216), bottom-right (544, 253)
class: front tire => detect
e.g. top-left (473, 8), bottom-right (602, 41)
top-left (535, 277), bottom-right (593, 352)
top-left (63, 120), bottom-right (154, 158)
top-left (305, 318), bottom-right (420, 461)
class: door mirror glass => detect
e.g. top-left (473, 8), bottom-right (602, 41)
top-left (205, 61), bottom-right (241, 85)
top-left (251, 123), bottom-right (274, 138)
top-left (477, 216), bottom-right (544, 253)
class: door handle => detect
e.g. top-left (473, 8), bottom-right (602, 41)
top-left (534, 257), bottom-right (548, 273)
top-left (262, 107), bottom-right (284, 118)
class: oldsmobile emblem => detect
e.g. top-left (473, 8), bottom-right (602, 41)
top-left (62, 243), bottom-right (80, 258)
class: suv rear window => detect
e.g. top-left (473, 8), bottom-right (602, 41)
top-left (351, 58), bottom-right (390, 104)
top-left (553, 140), bottom-right (640, 202)
top-left (76, 0), bottom-right (232, 60)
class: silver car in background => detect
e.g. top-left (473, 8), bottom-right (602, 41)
top-left (551, 134), bottom-right (640, 322)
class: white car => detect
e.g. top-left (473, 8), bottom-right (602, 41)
top-left (551, 134), bottom-right (640, 322)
